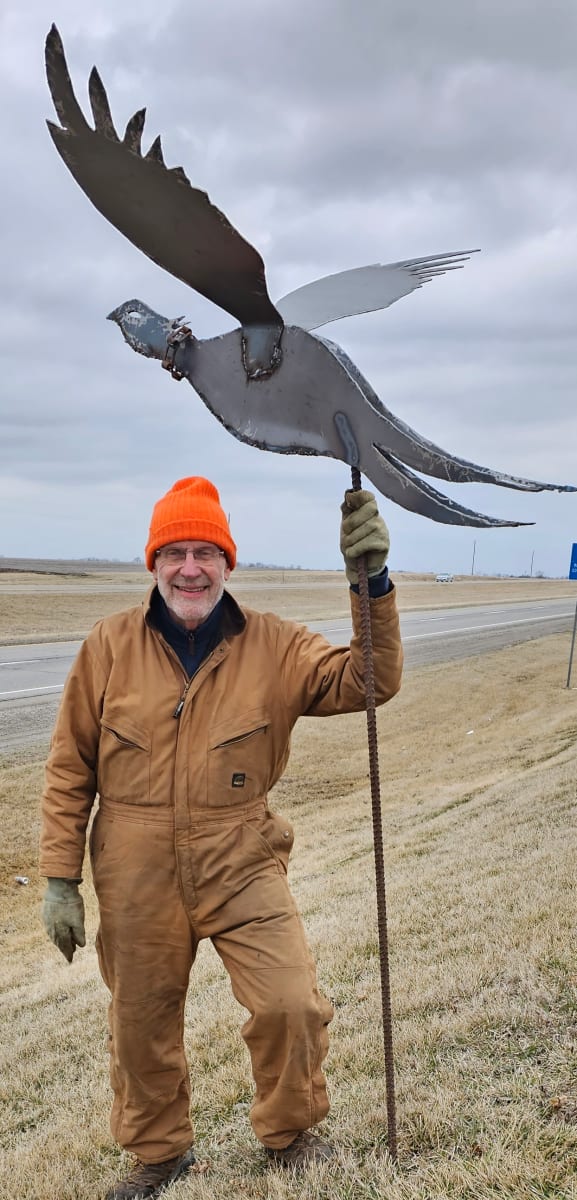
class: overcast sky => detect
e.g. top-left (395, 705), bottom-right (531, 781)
top-left (1, 1), bottom-right (576, 577)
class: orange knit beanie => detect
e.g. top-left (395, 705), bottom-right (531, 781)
top-left (145, 477), bottom-right (237, 571)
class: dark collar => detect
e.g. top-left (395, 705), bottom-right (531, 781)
top-left (146, 586), bottom-right (246, 640)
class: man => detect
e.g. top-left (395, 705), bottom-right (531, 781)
top-left (40, 476), bottom-right (402, 1198)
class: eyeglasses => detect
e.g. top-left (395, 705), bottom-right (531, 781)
top-left (156, 545), bottom-right (225, 566)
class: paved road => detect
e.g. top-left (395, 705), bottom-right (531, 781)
top-left (313, 597), bottom-right (575, 667)
top-left (0, 598), bottom-right (573, 753)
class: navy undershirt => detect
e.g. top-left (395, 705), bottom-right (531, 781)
top-left (155, 594), bottom-right (225, 677)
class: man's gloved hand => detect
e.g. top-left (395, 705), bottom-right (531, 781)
top-left (340, 488), bottom-right (390, 585)
top-left (42, 878), bottom-right (86, 963)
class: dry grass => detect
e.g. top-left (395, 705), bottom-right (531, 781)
top-left (1, 618), bottom-right (576, 1198)
top-left (0, 568), bottom-right (575, 643)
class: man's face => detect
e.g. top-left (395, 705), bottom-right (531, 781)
top-left (152, 541), bottom-right (231, 630)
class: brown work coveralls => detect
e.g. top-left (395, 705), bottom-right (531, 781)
top-left (40, 586), bottom-right (403, 1162)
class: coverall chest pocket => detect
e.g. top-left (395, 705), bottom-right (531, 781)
top-left (207, 707), bottom-right (270, 806)
top-left (98, 712), bottom-right (152, 805)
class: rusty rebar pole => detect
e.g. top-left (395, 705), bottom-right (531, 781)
top-left (350, 465), bottom-right (398, 1162)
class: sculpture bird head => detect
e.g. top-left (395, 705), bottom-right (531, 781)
top-left (106, 300), bottom-right (192, 361)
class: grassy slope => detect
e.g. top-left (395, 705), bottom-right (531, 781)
top-left (0, 634), bottom-right (576, 1198)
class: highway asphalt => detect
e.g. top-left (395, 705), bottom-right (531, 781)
top-left (0, 597), bottom-right (574, 753)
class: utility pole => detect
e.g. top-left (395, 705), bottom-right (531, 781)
top-left (530, 550), bottom-right (535, 577)
top-left (471, 540), bottom-right (476, 576)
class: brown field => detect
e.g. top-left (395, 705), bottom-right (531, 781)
top-left (0, 573), bottom-right (576, 1198)
top-left (0, 565), bottom-right (575, 643)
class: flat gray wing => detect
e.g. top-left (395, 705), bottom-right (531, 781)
top-left (276, 251), bottom-right (478, 330)
top-left (45, 25), bottom-right (282, 332)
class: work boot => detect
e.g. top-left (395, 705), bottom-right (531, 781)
top-left (266, 1131), bottom-right (334, 1169)
top-left (104, 1149), bottom-right (196, 1199)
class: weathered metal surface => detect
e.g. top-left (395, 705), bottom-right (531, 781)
top-left (48, 27), bottom-right (576, 527)
top-left (320, 336), bottom-right (570, 493)
top-left (106, 300), bottom-right (181, 361)
top-left (108, 302), bottom-right (575, 526)
top-left (161, 323), bottom-right (194, 381)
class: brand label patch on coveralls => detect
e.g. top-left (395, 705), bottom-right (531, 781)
top-left (232, 773), bottom-right (246, 787)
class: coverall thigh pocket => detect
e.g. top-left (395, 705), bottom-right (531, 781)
top-left (89, 810), bottom-right (135, 883)
top-left (244, 810), bottom-right (295, 874)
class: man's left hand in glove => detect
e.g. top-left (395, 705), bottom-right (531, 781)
top-left (340, 489), bottom-right (390, 586)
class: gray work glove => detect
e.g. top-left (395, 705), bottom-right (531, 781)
top-left (340, 488), bottom-right (390, 586)
top-left (42, 878), bottom-right (86, 963)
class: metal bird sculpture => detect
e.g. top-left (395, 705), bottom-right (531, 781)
top-left (45, 25), bottom-right (575, 526)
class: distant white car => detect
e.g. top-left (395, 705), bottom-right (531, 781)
top-left (435, 573), bottom-right (454, 583)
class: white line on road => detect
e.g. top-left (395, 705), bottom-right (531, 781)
top-left (403, 612), bottom-right (570, 641)
top-left (1, 608), bottom-right (571, 700)
top-left (408, 603), bottom-right (570, 625)
top-left (319, 606), bottom-right (572, 635)
top-left (0, 656), bottom-right (73, 667)
top-left (0, 685), bottom-right (64, 700)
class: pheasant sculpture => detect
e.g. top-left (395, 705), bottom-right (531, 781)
top-left (45, 25), bottom-right (575, 526)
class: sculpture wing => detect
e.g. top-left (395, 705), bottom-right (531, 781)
top-left (276, 250), bottom-right (478, 330)
top-left (45, 25), bottom-right (282, 330)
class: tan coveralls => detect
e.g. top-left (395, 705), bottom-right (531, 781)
top-left (40, 587), bottom-right (403, 1162)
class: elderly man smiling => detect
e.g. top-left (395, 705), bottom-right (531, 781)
top-left (40, 475), bottom-right (403, 1198)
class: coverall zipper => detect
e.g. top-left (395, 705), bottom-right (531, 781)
top-left (172, 649), bottom-right (219, 718)
top-left (173, 683), bottom-right (192, 719)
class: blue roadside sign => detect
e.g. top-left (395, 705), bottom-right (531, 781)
top-left (570, 544), bottom-right (577, 580)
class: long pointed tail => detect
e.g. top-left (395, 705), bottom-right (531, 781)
top-left (320, 333), bottom-right (576, 495)
top-left (373, 411), bottom-right (576, 493)
top-left (365, 445), bottom-right (533, 527)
